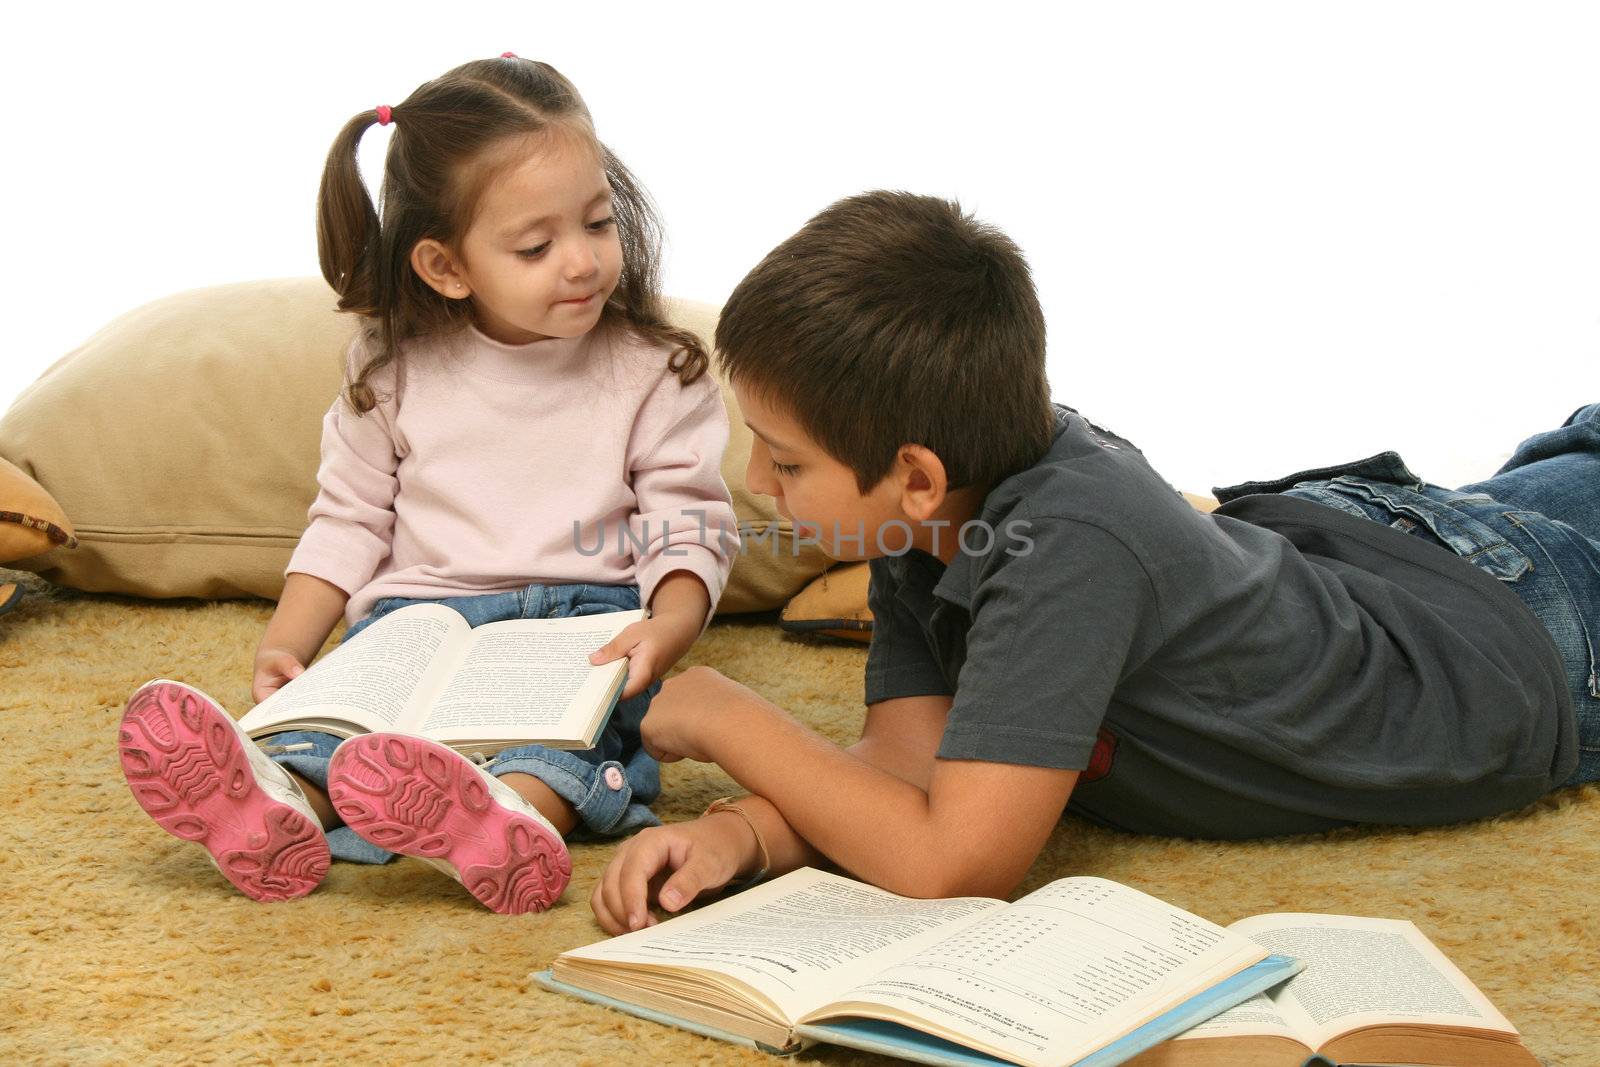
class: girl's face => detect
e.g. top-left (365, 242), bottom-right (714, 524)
top-left (426, 133), bottom-right (623, 346)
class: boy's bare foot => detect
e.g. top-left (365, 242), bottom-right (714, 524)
top-left (118, 680), bottom-right (330, 902)
top-left (326, 735), bottom-right (572, 915)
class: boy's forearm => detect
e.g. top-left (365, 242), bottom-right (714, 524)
top-left (699, 696), bottom-right (982, 897)
top-left (260, 572), bottom-right (350, 664)
top-left (722, 727), bottom-right (944, 881)
top-left (722, 793), bottom-right (826, 879)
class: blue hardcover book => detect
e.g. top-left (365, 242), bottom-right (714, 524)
top-left (535, 868), bottom-right (1307, 1067)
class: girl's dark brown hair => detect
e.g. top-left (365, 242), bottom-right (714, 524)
top-left (317, 56), bottom-right (707, 413)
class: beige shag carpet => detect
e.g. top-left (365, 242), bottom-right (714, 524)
top-left (2, 569), bottom-right (1596, 1067)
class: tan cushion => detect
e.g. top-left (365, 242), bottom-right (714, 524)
top-left (0, 455), bottom-right (76, 562)
top-left (0, 278), bottom-right (830, 612)
top-left (779, 561), bottom-right (873, 643)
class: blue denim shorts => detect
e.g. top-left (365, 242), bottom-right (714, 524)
top-left (1223, 403), bottom-right (1600, 788)
top-left (266, 582), bottom-right (662, 864)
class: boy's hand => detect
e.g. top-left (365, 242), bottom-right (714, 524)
top-left (639, 665), bottom-right (765, 764)
top-left (590, 813), bottom-right (760, 934)
top-left (588, 612), bottom-right (699, 700)
top-left (252, 647), bottom-right (307, 703)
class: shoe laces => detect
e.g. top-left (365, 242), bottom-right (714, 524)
top-left (256, 741), bottom-right (315, 755)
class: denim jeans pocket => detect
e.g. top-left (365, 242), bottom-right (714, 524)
top-left (567, 584), bottom-right (642, 616)
top-left (1283, 485), bottom-right (1379, 523)
top-left (367, 596), bottom-right (406, 620)
top-left (1501, 510), bottom-right (1600, 703)
top-left (1323, 477), bottom-right (1534, 582)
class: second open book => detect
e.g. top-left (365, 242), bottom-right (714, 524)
top-left (537, 867), bottom-right (1301, 1067)
top-left (1125, 912), bottom-right (1538, 1066)
top-left (237, 602), bottom-right (645, 754)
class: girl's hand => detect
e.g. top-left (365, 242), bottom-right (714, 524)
top-left (253, 572), bottom-right (347, 703)
top-left (588, 611), bottom-right (700, 700)
top-left (252, 647), bottom-right (307, 703)
top-left (590, 813), bottom-right (762, 934)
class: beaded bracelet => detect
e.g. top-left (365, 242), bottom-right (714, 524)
top-left (703, 795), bottom-right (772, 888)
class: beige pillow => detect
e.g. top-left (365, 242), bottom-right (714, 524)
top-left (0, 278), bottom-right (830, 613)
top-left (0, 455), bottom-right (76, 562)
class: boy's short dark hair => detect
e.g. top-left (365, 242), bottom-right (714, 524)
top-left (715, 190), bottom-right (1056, 495)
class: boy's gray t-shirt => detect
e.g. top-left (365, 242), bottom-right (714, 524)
top-left (864, 406), bottom-right (1577, 838)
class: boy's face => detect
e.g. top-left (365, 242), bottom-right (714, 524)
top-left (734, 381), bottom-right (906, 561)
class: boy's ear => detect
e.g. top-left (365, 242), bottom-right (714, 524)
top-left (896, 444), bottom-right (950, 521)
top-left (410, 238), bottom-right (472, 300)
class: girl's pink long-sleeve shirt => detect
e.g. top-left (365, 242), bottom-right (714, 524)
top-left (285, 322), bottom-right (738, 630)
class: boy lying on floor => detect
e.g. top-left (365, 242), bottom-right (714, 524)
top-left (586, 190), bottom-right (1599, 933)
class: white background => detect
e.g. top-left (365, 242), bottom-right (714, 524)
top-left (4, 1), bottom-right (1597, 493)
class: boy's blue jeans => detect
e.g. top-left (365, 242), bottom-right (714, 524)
top-left (1227, 403), bottom-right (1600, 788)
top-left (265, 582), bottom-right (663, 864)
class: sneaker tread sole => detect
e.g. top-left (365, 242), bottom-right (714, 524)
top-left (328, 734), bottom-right (570, 914)
top-left (119, 682), bottom-right (329, 902)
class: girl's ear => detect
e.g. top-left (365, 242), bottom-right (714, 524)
top-left (410, 238), bottom-right (472, 299)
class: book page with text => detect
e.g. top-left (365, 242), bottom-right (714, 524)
top-left (1163, 989), bottom-right (1304, 1043)
top-left (1224, 913), bottom-right (1516, 1050)
top-left (806, 878), bottom-right (1269, 1067)
top-left (416, 612), bottom-right (640, 744)
top-left (239, 604), bottom-right (466, 736)
top-left (557, 869), bottom-right (1002, 1026)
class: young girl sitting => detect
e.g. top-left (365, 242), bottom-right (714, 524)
top-left (117, 55), bottom-right (737, 914)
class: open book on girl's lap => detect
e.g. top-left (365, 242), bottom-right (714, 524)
top-left (534, 867), bottom-right (1303, 1067)
top-left (236, 603), bottom-right (644, 754)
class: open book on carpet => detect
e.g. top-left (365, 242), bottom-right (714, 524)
top-left (535, 867), bottom-right (1302, 1066)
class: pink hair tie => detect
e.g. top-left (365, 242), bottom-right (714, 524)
top-left (500, 51), bottom-right (517, 58)
top-left (375, 105), bottom-right (393, 126)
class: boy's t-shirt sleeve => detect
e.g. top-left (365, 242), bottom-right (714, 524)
top-left (937, 515), bottom-right (1163, 770)
top-left (864, 557), bottom-right (956, 705)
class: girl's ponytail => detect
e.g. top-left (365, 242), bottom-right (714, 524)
top-left (316, 110), bottom-right (384, 317)
top-left (317, 109), bottom-right (408, 413)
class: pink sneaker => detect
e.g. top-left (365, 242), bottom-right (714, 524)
top-left (327, 734), bottom-right (572, 915)
top-left (118, 680), bottom-right (330, 902)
